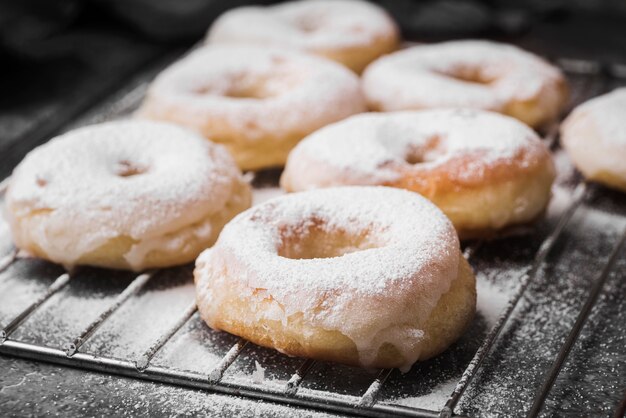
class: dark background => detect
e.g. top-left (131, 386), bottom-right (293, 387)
top-left (1, 0), bottom-right (626, 179)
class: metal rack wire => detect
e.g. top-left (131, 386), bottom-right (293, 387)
top-left (0, 57), bottom-right (625, 418)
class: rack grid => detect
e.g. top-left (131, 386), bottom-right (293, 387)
top-left (1, 55), bottom-right (625, 418)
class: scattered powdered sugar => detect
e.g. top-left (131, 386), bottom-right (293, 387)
top-left (0, 260), bottom-right (64, 327)
top-left (114, 386), bottom-right (291, 416)
top-left (551, 149), bottom-right (578, 187)
top-left (196, 186), bottom-right (461, 370)
top-left (82, 273), bottom-right (196, 359)
top-left (112, 380), bottom-right (338, 418)
top-left (385, 272), bottom-right (513, 411)
top-left (151, 312), bottom-right (240, 373)
top-left (579, 203), bottom-right (626, 232)
top-left (5, 120), bottom-right (245, 270)
top-left (456, 208), bottom-right (626, 416)
top-left (7, 270), bottom-right (139, 347)
top-left (0, 212), bottom-right (12, 256)
top-left (390, 377), bottom-right (459, 410)
top-left (475, 276), bottom-right (511, 327)
top-left (252, 361), bottom-right (266, 384)
top-left (0, 362), bottom-right (337, 418)
top-left (207, 0), bottom-right (397, 52)
top-left (282, 109), bottom-right (547, 189)
top-left (362, 40), bottom-right (565, 126)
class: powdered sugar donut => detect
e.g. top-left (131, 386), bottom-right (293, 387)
top-left (281, 110), bottom-right (555, 238)
top-left (362, 40), bottom-right (568, 129)
top-left (561, 88), bottom-right (626, 192)
top-left (206, 0), bottom-right (399, 73)
top-left (4, 120), bottom-right (251, 271)
top-left (195, 187), bottom-right (475, 370)
top-left (137, 45), bottom-right (366, 171)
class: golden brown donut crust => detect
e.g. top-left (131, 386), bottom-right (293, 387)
top-left (5, 121), bottom-right (252, 271)
top-left (560, 88), bottom-right (626, 193)
top-left (195, 187), bottom-right (476, 370)
top-left (386, 149), bottom-right (556, 239)
top-left (195, 255), bottom-right (475, 368)
top-left (206, 0), bottom-right (400, 73)
top-left (362, 40), bottom-right (569, 129)
top-left (281, 111), bottom-right (556, 239)
top-left (137, 46), bottom-right (366, 171)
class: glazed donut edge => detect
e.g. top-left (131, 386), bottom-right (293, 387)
top-left (194, 186), bottom-right (476, 371)
top-left (4, 120), bottom-right (252, 271)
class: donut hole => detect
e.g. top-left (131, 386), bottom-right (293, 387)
top-left (405, 152), bottom-right (427, 165)
top-left (278, 220), bottom-right (383, 260)
top-left (403, 136), bottom-right (447, 165)
top-left (224, 84), bottom-right (275, 99)
top-left (193, 84), bottom-right (270, 100)
top-left (192, 80), bottom-right (274, 100)
top-left (195, 70), bottom-right (301, 100)
top-left (115, 160), bottom-right (147, 178)
top-left (293, 15), bottom-right (324, 33)
top-left (435, 65), bottom-right (496, 85)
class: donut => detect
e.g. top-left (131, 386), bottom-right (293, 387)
top-left (561, 88), bottom-right (626, 192)
top-left (4, 120), bottom-right (251, 271)
top-left (137, 45), bottom-right (366, 171)
top-left (206, 0), bottom-right (400, 73)
top-left (281, 109), bottom-right (556, 238)
top-left (194, 187), bottom-right (476, 370)
top-left (362, 40), bottom-right (569, 129)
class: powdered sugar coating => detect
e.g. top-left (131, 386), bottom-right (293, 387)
top-left (138, 45), bottom-right (364, 141)
top-left (137, 45), bottom-right (365, 169)
top-left (5, 120), bottom-right (248, 270)
top-left (283, 109), bottom-right (546, 188)
top-left (196, 186), bottom-right (461, 370)
top-left (362, 40), bottom-right (567, 127)
top-left (588, 88), bottom-right (626, 146)
top-left (561, 88), bottom-right (626, 190)
top-left (207, 0), bottom-right (398, 62)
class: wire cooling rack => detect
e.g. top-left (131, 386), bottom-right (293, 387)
top-left (0, 55), bottom-right (625, 418)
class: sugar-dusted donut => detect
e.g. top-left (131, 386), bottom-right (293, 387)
top-left (4, 120), bottom-right (251, 271)
top-left (362, 40), bottom-right (568, 129)
top-left (206, 0), bottom-right (400, 73)
top-left (137, 46), bottom-right (366, 171)
top-left (281, 109), bottom-right (556, 238)
top-left (195, 186), bottom-right (476, 371)
top-left (561, 88), bottom-right (626, 192)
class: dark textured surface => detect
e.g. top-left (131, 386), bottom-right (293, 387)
top-left (0, 356), bottom-right (337, 418)
top-left (458, 188), bottom-right (626, 417)
top-left (0, 20), bottom-right (181, 179)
